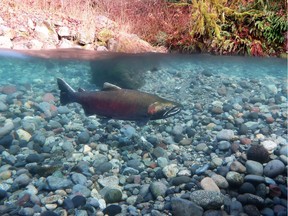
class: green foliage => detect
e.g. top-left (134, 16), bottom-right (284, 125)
top-left (168, 0), bottom-right (286, 56)
top-left (255, 13), bottom-right (287, 45)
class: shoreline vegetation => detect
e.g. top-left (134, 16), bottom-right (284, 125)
top-left (0, 0), bottom-right (287, 57)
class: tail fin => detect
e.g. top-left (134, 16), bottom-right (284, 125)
top-left (57, 78), bottom-right (76, 105)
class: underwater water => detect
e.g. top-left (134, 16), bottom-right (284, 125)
top-left (0, 49), bottom-right (287, 216)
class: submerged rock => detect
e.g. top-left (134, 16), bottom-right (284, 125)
top-left (171, 197), bottom-right (203, 216)
top-left (190, 190), bottom-right (224, 210)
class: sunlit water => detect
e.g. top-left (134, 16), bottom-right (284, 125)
top-left (0, 49), bottom-right (286, 87)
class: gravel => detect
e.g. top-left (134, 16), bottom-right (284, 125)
top-left (0, 54), bottom-right (286, 216)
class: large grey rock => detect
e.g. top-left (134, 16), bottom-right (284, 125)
top-left (216, 129), bottom-right (235, 141)
top-left (245, 160), bottom-right (263, 176)
top-left (46, 176), bottom-right (73, 190)
top-left (150, 181), bottom-right (167, 198)
top-left (0, 120), bottom-right (14, 139)
top-left (190, 190), bottom-right (224, 210)
top-left (171, 197), bottom-right (203, 216)
top-left (263, 160), bottom-right (285, 178)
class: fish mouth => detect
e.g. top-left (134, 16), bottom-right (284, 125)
top-left (163, 105), bottom-right (182, 118)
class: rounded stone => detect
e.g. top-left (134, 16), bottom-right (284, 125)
top-left (226, 171), bottom-right (244, 186)
top-left (14, 173), bottom-right (31, 187)
top-left (26, 154), bottom-right (45, 163)
top-left (200, 177), bottom-right (220, 192)
top-left (103, 205), bottom-right (122, 216)
top-left (218, 141), bottom-right (231, 151)
top-left (170, 176), bottom-right (192, 186)
top-left (263, 160), bottom-right (285, 178)
top-left (71, 173), bottom-right (87, 185)
top-left (77, 131), bottom-right (90, 144)
top-left (239, 182), bottom-right (256, 194)
top-left (261, 140), bottom-right (277, 154)
top-left (0, 134), bottom-right (13, 149)
top-left (190, 190), bottom-right (224, 210)
top-left (16, 129), bottom-right (32, 142)
top-left (46, 176), bottom-right (73, 190)
top-left (104, 188), bottom-right (122, 203)
top-left (150, 181), bottom-right (167, 198)
top-left (211, 174), bottom-right (229, 189)
top-left (157, 157), bottom-right (168, 168)
top-left (171, 197), bottom-right (203, 216)
top-left (72, 184), bottom-right (91, 197)
top-left (230, 160), bottom-right (246, 173)
top-left (279, 145), bottom-right (288, 156)
top-left (216, 129), bottom-right (235, 141)
top-left (245, 160), bottom-right (263, 176)
top-left (162, 164), bottom-right (178, 178)
top-left (72, 195), bottom-right (86, 208)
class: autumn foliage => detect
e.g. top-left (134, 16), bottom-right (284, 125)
top-left (1, 0), bottom-right (287, 56)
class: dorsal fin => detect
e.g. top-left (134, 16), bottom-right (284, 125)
top-left (103, 82), bottom-right (122, 91)
top-left (78, 88), bottom-right (85, 92)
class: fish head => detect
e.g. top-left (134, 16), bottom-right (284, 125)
top-left (148, 101), bottom-right (183, 120)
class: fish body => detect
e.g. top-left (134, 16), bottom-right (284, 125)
top-left (57, 78), bottom-right (182, 122)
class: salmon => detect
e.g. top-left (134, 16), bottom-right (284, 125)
top-left (57, 78), bottom-right (182, 122)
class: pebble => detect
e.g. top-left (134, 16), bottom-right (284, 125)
top-left (57, 106), bottom-right (70, 114)
top-left (162, 164), bottom-right (178, 178)
top-left (98, 176), bottom-right (119, 188)
top-left (245, 160), bottom-right (263, 176)
top-left (230, 160), bottom-right (246, 173)
top-left (211, 174), bottom-right (229, 189)
top-left (16, 129), bottom-right (32, 142)
top-left (77, 131), bottom-right (90, 144)
top-left (14, 173), bottom-right (31, 187)
top-left (239, 182), bottom-right (256, 194)
top-left (200, 177), bottom-right (220, 192)
top-left (218, 141), bottom-right (231, 151)
top-left (190, 190), bottom-right (224, 210)
top-left (279, 145), bottom-right (288, 156)
top-left (263, 159), bottom-right (285, 178)
top-left (157, 157), bottom-right (168, 168)
top-left (104, 188), bottom-right (122, 203)
top-left (244, 174), bottom-right (265, 184)
top-left (71, 173), bottom-right (87, 185)
top-left (262, 140), bottom-right (278, 154)
top-left (102, 204), bottom-right (122, 216)
top-left (0, 134), bottom-right (13, 149)
top-left (226, 171), bottom-right (244, 186)
top-left (63, 198), bottom-right (74, 210)
top-left (237, 193), bottom-right (265, 206)
top-left (40, 210), bottom-right (59, 216)
top-left (46, 176), bottom-right (73, 190)
top-left (72, 195), bottom-right (87, 208)
top-left (26, 153), bottom-right (45, 163)
top-left (216, 129), bottom-right (235, 141)
top-left (170, 176), bottom-right (192, 186)
top-left (171, 197), bottom-right (203, 216)
top-left (0, 120), bottom-right (14, 139)
top-left (72, 184), bottom-right (91, 197)
top-left (150, 182), bottom-right (167, 198)
top-left (0, 101), bottom-right (8, 111)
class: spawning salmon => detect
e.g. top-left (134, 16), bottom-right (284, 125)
top-left (57, 78), bottom-right (182, 122)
